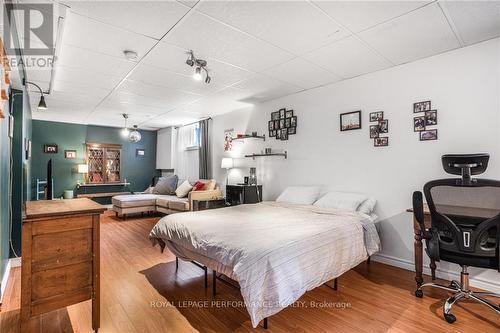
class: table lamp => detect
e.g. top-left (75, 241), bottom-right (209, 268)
top-left (221, 157), bottom-right (233, 186)
top-left (77, 163), bottom-right (88, 187)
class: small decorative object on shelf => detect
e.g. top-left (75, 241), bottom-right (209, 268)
top-left (413, 100), bottom-right (438, 141)
top-left (245, 151), bottom-right (287, 159)
top-left (269, 108), bottom-right (297, 140)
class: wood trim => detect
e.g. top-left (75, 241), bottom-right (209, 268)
top-left (77, 191), bottom-right (130, 199)
top-left (92, 214), bottom-right (100, 331)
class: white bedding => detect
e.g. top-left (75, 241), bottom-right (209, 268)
top-left (149, 201), bottom-right (380, 328)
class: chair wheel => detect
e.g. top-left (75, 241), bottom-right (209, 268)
top-left (444, 313), bottom-right (456, 324)
top-left (415, 289), bottom-right (423, 298)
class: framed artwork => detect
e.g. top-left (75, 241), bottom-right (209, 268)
top-left (285, 118), bottom-right (291, 128)
top-left (270, 108), bottom-right (297, 140)
top-left (271, 111), bottom-right (280, 121)
top-left (420, 129), bottom-right (438, 141)
top-left (279, 108), bottom-right (286, 119)
top-left (288, 127), bottom-right (296, 135)
top-left (369, 125), bottom-right (379, 139)
top-left (136, 149), bottom-right (145, 157)
top-left (279, 119), bottom-right (285, 129)
top-left (65, 150), bottom-right (77, 159)
top-left (378, 119), bottom-right (388, 133)
top-left (340, 111), bottom-right (361, 131)
top-left (280, 129), bottom-right (288, 140)
top-left (285, 110), bottom-right (293, 118)
top-left (44, 144), bottom-right (58, 153)
top-left (425, 110), bottom-right (437, 126)
top-left (268, 121), bottom-right (274, 130)
top-left (224, 128), bottom-right (234, 151)
top-left (369, 111), bottom-right (383, 122)
top-left (290, 116), bottom-right (297, 127)
top-left (413, 100), bottom-right (431, 113)
top-left (414, 116), bottom-right (426, 132)
top-left (374, 137), bottom-right (389, 147)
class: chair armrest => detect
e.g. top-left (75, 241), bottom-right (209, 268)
top-left (188, 190), bottom-right (223, 210)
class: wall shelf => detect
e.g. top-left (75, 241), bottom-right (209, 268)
top-left (232, 134), bottom-right (266, 141)
top-left (245, 151), bottom-right (287, 160)
top-left (78, 182), bottom-right (130, 187)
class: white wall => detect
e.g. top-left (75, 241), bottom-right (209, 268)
top-left (210, 38), bottom-right (500, 292)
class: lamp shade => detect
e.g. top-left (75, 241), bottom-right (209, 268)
top-left (77, 164), bottom-right (89, 174)
top-left (221, 157), bottom-right (233, 169)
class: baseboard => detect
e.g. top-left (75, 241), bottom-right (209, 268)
top-left (372, 253), bottom-right (500, 294)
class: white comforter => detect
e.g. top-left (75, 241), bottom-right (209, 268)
top-left (149, 201), bottom-right (380, 328)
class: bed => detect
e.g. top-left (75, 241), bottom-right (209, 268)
top-left (149, 200), bottom-right (380, 328)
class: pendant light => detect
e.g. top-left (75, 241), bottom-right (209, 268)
top-left (129, 125), bottom-right (141, 143)
top-left (121, 113), bottom-right (130, 137)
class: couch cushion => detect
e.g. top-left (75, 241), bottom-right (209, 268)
top-left (155, 195), bottom-right (178, 208)
top-left (154, 175), bottom-right (178, 195)
top-left (168, 199), bottom-right (189, 211)
top-left (112, 194), bottom-right (158, 208)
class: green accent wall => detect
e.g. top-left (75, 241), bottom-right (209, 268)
top-left (31, 120), bottom-right (158, 202)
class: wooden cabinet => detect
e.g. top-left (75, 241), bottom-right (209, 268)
top-left (22, 198), bottom-right (106, 332)
top-left (86, 143), bottom-right (122, 184)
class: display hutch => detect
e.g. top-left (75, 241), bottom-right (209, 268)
top-left (85, 143), bottom-right (122, 184)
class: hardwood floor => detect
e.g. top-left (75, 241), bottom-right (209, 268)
top-left (1, 210), bottom-right (498, 333)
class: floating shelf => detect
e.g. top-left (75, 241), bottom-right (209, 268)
top-left (245, 151), bottom-right (287, 160)
top-left (79, 182), bottom-right (130, 187)
top-left (232, 134), bottom-right (266, 141)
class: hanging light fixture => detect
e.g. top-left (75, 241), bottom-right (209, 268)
top-left (121, 113), bottom-right (130, 137)
top-left (129, 125), bottom-right (142, 142)
top-left (185, 50), bottom-right (211, 84)
top-left (23, 78), bottom-right (48, 110)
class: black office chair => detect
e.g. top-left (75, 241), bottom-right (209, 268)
top-left (413, 153), bottom-right (500, 323)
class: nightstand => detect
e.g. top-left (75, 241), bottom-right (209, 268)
top-left (226, 185), bottom-right (262, 206)
top-left (192, 199), bottom-right (228, 211)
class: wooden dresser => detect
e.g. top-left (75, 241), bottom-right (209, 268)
top-left (21, 198), bottom-right (106, 332)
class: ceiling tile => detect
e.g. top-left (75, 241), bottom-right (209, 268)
top-left (440, 0), bottom-right (500, 45)
top-left (52, 79), bottom-right (111, 99)
top-left (66, 1), bottom-right (190, 39)
top-left (303, 36), bottom-right (392, 78)
top-left (32, 110), bottom-right (90, 124)
top-left (263, 57), bottom-right (341, 89)
top-left (313, 1), bottom-right (430, 33)
top-left (232, 74), bottom-right (303, 103)
top-left (163, 11), bottom-right (294, 72)
top-left (359, 3), bottom-right (460, 64)
top-left (141, 110), bottom-right (201, 128)
top-left (55, 65), bottom-right (123, 90)
top-left (58, 44), bottom-right (136, 77)
top-left (197, 0), bottom-right (350, 55)
top-left (63, 12), bottom-right (157, 60)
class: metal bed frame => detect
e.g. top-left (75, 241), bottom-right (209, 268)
top-left (175, 256), bottom-right (344, 329)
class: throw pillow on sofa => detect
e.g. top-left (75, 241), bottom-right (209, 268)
top-left (175, 180), bottom-right (193, 198)
top-left (154, 175), bottom-right (178, 195)
top-left (192, 181), bottom-right (206, 191)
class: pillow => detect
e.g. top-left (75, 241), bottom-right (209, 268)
top-left (313, 191), bottom-right (367, 212)
top-left (175, 180), bottom-right (193, 198)
top-left (192, 181), bottom-right (206, 191)
top-left (197, 179), bottom-right (216, 191)
top-left (358, 197), bottom-right (377, 215)
top-left (153, 175), bottom-right (178, 195)
top-left (276, 186), bottom-right (321, 205)
top-left (143, 186), bottom-right (154, 194)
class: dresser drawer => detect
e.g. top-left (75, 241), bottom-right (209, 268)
top-left (31, 261), bottom-right (92, 300)
top-left (32, 228), bottom-right (93, 272)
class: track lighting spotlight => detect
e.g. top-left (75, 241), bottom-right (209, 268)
top-left (193, 67), bottom-right (202, 81)
top-left (205, 75), bottom-right (211, 84)
top-left (186, 51), bottom-right (195, 67)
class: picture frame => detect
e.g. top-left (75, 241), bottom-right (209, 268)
top-left (136, 148), bottom-right (145, 157)
top-left (369, 125), bottom-right (379, 138)
top-left (279, 108), bottom-right (286, 119)
top-left (340, 110), bottom-right (362, 131)
top-left (268, 121), bottom-right (274, 130)
top-left (285, 110), bottom-right (293, 118)
top-left (378, 119), bottom-right (388, 133)
top-left (290, 116), bottom-right (297, 127)
top-left (280, 129), bottom-right (289, 140)
top-left (414, 116), bottom-right (426, 132)
top-left (374, 137), bottom-right (389, 147)
top-left (64, 150), bottom-right (77, 159)
top-left (425, 110), bottom-right (437, 126)
top-left (369, 111), bottom-right (383, 122)
top-left (420, 129), bottom-right (438, 141)
top-left (413, 100), bottom-right (431, 113)
top-left (271, 111), bottom-right (280, 121)
top-left (287, 127), bottom-right (296, 135)
top-left (44, 144), bottom-right (58, 153)
top-left (279, 119), bottom-right (285, 129)
top-left (285, 118), bottom-right (291, 128)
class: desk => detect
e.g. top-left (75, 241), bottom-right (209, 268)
top-left (406, 205), bottom-right (436, 289)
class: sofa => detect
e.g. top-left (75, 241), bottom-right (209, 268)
top-left (112, 178), bottom-right (222, 219)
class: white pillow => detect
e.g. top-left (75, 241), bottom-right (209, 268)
top-left (175, 180), bottom-right (193, 198)
top-left (358, 197), bottom-right (377, 215)
top-left (313, 191), bottom-right (367, 212)
top-left (276, 186), bottom-right (321, 205)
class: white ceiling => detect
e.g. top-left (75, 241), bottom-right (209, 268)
top-left (12, 0), bottom-right (500, 129)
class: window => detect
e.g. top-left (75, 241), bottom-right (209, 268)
top-left (180, 123), bottom-right (200, 150)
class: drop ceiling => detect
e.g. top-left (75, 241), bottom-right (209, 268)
top-left (12, 0), bottom-right (500, 130)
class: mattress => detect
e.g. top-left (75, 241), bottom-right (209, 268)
top-left (149, 201), bottom-right (380, 327)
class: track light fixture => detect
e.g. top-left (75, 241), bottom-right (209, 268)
top-left (23, 78), bottom-right (48, 110)
top-left (185, 50), bottom-right (211, 84)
